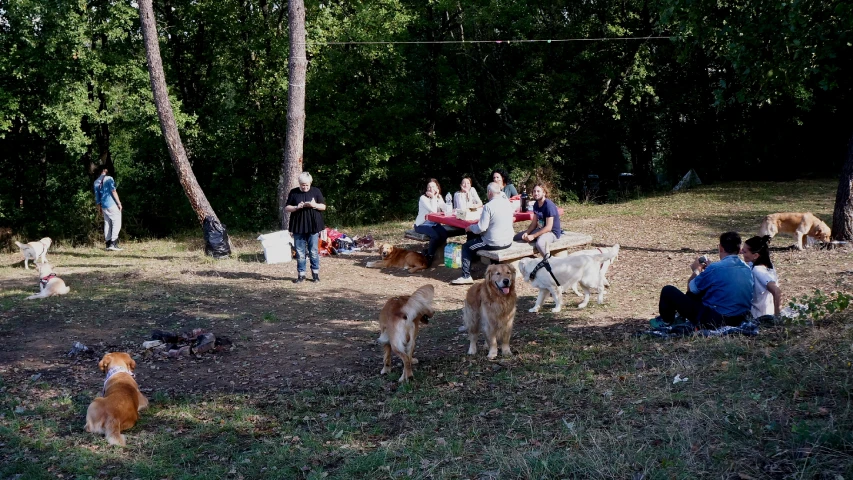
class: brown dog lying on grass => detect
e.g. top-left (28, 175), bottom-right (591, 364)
top-left (378, 284), bottom-right (435, 382)
top-left (366, 243), bottom-right (430, 273)
top-left (85, 352), bottom-right (148, 446)
top-left (758, 212), bottom-right (831, 250)
top-left (462, 263), bottom-right (517, 360)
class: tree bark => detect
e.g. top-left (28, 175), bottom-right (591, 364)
top-left (831, 133), bottom-right (853, 241)
top-left (277, 0), bottom-right (307, 229)
top-left (138, 0), bottom-right (218, 225)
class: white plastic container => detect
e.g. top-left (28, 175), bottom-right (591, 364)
top-left (257, 230), bottom-right (293, 264)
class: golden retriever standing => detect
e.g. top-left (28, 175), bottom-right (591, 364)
top-left (378, 284), bottom-right (435, 382)
top-left (15, 237), bottom-right (51, 269)
top-left (26, 263), bottom-right (70, 300)
top-left (759, 212), bottom-right (831, 250)
top-left (85, 352), bottom-right (148, 446)
top-left (366, 243), bottom-right (429, 273)
top-left (462, 264), bottom-right (517, 359)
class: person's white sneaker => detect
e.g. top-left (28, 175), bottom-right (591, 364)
top-left (451, 276), bottom-right (473, 285)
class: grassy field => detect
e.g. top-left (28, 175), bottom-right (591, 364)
top-left (1, 180), bottom-right (852, 479)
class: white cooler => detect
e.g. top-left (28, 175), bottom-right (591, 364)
top-left (257, 230), bottom-right (293, 264)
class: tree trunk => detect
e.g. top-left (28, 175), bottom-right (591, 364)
top-left (277, 0), bottom-right (307, 230)
top-left (831, 133), bottom-right (853, 241)
top-left (138, 0), bottom-right (218, 226)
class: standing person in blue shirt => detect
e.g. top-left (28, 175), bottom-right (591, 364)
top-left (451, 182), bottom-right (515, 285)
top-left (656, 231), bottom-right (754, 328)
top-left (93, 166), bottom-right (124, 251)
top-left (285, 172), bottom-right (327, 283)
top-left (514, 183), bottom-right (562, 255)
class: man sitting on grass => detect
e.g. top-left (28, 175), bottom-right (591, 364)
top-left (655, 231), bottom-right (754, 328)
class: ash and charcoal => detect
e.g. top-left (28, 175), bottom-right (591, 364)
top-left (143, 329), bottom-right (232, 358)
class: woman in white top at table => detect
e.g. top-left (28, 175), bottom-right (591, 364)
top-left (413, 178), bottom-right (448, 266)
top-left (740, 235), bottom-right (782, 318)
top-left (453, 176), bottom-right (483, 210)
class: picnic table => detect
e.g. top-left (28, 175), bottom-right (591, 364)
top-left (424, 210), bottom-right (541, 229)
top-left (424, 207), bottom-right (590, 271)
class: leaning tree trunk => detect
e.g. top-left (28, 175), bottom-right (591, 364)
top-left (276, 0), bottom-right (307, 230)
top-left (138, 0), bottom-right (218, 226)
top-left (831, 133), bottom-right (853, 241)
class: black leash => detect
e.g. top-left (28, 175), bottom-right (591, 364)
top-left (529, 254), bottom-right (561, 286)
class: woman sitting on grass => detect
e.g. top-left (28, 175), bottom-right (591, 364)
top-left (741, 235), bottom-right (782, 318)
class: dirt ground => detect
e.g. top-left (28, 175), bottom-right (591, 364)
top-left (1, 182), bottom-right (851, 398)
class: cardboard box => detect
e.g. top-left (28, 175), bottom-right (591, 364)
top-left (455, 207), bottom-right (482, 221)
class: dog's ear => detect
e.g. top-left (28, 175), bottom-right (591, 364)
top-left (485, 264), bottom-right (496, 277)
top-left (99, 354), bottom-right (111, 372)
top-left (128, 356), bottom-right (137, 371)
top-left (505, 263), bottom-right (516, 277)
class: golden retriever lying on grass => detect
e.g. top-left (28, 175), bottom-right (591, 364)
top-left (366, 243), bottom-right (430, 273)
top-left (758, 212), bottom-right (831, 250)
top-left (378, 284), bottom-right (435, 382)
top-left (462, 264), bottom-right (517, 360)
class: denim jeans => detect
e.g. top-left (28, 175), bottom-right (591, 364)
top-left (293, 232), bottom-right (320, 275)
top-left (413, 223), bottom-right (449, 257)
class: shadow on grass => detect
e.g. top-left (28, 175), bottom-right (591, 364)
top-left (56, 251), bottom-right (184, 261)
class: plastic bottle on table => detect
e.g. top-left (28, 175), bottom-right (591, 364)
top-left (520, 186), bottom-right (529, 212)
top-left (444, 193), bottom-right (453, 215)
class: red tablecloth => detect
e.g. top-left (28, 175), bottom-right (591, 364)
top-left (426, 211), bottom-right (537, 229)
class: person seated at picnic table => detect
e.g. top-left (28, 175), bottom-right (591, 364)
top-left (741, 235), bottom-right (782, 318)
top-left (414, 178), bottom-right (448, 266)
top-left (513, 183), bottom-right (562, 256)
top-left (491, 169), bottom-right (518, 198)
top-left (654, 231), bottom-right (754, 328)
top-left (453, 176), bottom-right (483, 210)
top-left (451, 182), bottom-right (515, 285)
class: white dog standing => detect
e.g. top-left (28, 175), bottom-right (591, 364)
top-left (566, 244), bottom-right (620, 296)
top-left (518, 245), bottom-right (619, 312)
top-left (15, 237), bottom-right (52, 269)
top-left (26, 263), bottom-right (71, 300)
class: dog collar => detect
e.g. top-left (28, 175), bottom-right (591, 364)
top-left (102, 365), bottom-right (134, 395)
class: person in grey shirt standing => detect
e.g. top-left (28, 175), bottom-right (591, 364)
top-left (451, 182), bottom-right (515, 285)
top-left (93, 166), bottom-right (124, 251)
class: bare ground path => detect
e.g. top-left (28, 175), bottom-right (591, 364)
top-left (0, 181), bottom-right (850, 398)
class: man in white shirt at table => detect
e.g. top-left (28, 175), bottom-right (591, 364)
top-left (451, 182), bottom-right (515, 285)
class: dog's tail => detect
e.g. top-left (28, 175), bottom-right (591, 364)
top-left (402, 284), bottom-right (435, 323)
top-left (592, 245), bottom-right (619, 263)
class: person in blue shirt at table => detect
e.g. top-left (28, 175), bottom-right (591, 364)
top-left (655, 231), bottom-right (754, 328)
top-left (451, 182), bottom-right (515, 285)
top-left (490, 169), bottom-right (518, 198)
top-left (514, 183), bottom-right (562, 256)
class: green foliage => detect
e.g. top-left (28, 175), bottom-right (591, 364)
top-left (787, 289), bottom-right (852, 323)
top-left (0, 0), bottom-right (851, 238)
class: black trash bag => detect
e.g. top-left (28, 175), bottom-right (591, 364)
top-left (203, 216), bottom-right (231, 258)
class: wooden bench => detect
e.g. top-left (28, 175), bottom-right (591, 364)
top-left (404, 225), bottom-right (466, 242)
top-left (477, 232), bottom-right (593, 269)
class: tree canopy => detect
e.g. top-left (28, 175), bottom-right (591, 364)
top-left (1, 0), bottom-right (851, 240)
